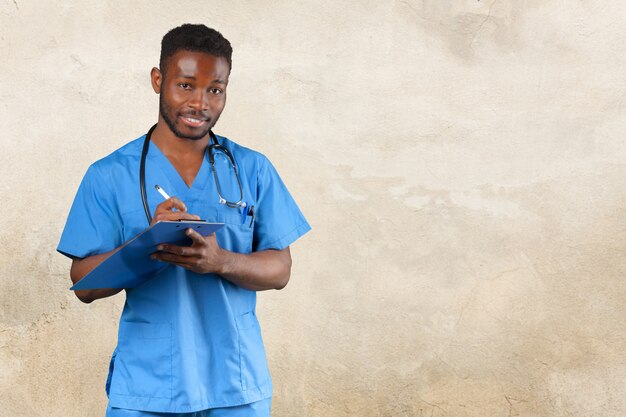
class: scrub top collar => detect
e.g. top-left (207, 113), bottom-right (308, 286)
top-left (146, 137), bottom-right (213, 200)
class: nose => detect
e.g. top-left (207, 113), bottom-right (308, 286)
top-left (188, 89), bottom-right (209, 111)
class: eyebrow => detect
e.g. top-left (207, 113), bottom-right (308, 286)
top-left (177, 75), bottom-right (226, 84)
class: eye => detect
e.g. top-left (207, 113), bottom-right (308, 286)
top-left (209, 87), bottom-right (223, 95)
top-left (178, 83), bottom-right (192, 90)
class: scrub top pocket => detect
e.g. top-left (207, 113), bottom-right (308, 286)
top-left (236, 311), bottom-right (270, 391)
top-left (109, 322), bottom-right (173, 400)
top-left (216, 205), bottom-right (254, 254)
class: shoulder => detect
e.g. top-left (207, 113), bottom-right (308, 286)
top-left (215, 134), bottom-right (271, 171)
top-left (88, 135), bottom-right (146, 178)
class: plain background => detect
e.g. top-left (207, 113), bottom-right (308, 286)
top-left (1, 1), bottom-right (625, 416)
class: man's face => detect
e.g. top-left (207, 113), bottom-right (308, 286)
top-left (153, 50), bottom-right (230, 140)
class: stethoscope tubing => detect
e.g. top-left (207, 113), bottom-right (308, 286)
top-left (139, 124), bottom-right (244, 225)
top-left (140, 124), bottom-right (158, 224)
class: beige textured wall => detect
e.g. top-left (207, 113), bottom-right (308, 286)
top-left (1, 1), bottom-right (625, 416)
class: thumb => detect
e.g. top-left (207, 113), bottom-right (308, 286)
top-left (186, 227), bottom-right (208, 245)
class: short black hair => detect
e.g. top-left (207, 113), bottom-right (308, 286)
top-left (159, 24), bottom-right (232, 76)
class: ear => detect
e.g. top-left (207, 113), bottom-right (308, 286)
top-left (150, 67), bottom-right (162, 94)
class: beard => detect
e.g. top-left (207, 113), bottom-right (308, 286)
top-left (159, 94), bottom-right (213, 141)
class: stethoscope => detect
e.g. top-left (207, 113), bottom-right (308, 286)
top-left (140, 124), bottom-right (251, 225)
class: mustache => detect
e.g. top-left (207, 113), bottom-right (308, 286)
top-left (180, 111), bottom-right (211, 121)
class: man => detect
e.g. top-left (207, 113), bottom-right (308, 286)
top-left (58, 24), bottom-right (310, 417)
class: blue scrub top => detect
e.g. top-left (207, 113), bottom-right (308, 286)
top-left (58, 134), bottom-right (311, 413)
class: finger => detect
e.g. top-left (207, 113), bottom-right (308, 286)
top-left (155, 242), bottom-right (201, 256)
top-left (151, 251), bottom-right (197, 268)
top-left (186, 228), bottom-right (209, 246)
top-left (155, 244), bottom-right (186, 256)
top-left (155, 197), bottom-right (188, 213)
top-left (152, 247), bottom-right (199, 261)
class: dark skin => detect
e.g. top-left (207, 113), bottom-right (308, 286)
top-left (70, 51), bottom-right (292, 303)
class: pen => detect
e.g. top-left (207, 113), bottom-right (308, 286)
top-left (154, 185), bottom-right (171, 200)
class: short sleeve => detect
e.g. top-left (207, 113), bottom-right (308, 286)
top-left (252, 157), bottom-right (311, 252)
top-left (57, 164), bottom-right (123, 259)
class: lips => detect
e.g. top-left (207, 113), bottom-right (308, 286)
top-left (180, 115), bottom-right (209, 128)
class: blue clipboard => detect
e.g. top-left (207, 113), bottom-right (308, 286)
top-left (70, 220), bottom-right (224, 291)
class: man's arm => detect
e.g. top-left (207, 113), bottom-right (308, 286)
top-left (151, 229), bottom-right (292, 291)
top-left (219, 246), bottom-right (292, 291)
top-left (69, 197), bottom-right (201, 303)
top-left (70, 251), bottom-right (123, 303)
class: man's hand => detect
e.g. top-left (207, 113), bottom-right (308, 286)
top-left (152, 227), bottom-right (292, 291)
top-left (151, 197), bottom-right (200, 224)
top-left (151, 228), bottom-right (225, 274)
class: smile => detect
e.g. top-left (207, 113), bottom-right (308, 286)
top-left (180, 116), bottom-right (208, 128)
